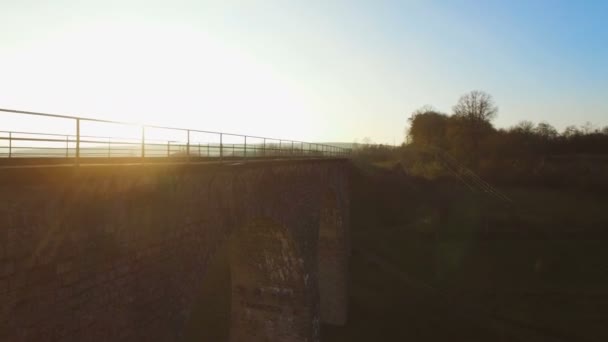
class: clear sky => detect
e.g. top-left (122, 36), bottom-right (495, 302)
top-left (1, 0), bottom-right (607, 144)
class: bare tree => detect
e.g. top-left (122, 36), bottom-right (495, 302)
top-left (511, 120), bottom-right (535, 134)
top-left (580, 121), bottom-right (596, 134)
top-left (453, 90), bottom-right (498, 123)
top-left (563, 125), bottom-right (580, 138)
top-left (409, 105), bottom-right (438, 119)
top-left (535, 122), bottom-right (558, 139)
top-left (449, 91), bottom-right (498, 157)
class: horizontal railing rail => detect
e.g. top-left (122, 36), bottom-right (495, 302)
top-left (0, 108), bottom-right (351, 164)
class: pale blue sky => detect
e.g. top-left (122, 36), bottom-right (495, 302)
top-left (1, 0), bottom-right (607, 144)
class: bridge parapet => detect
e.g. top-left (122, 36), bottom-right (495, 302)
top-left (0, 108), bottom-right (351, 165)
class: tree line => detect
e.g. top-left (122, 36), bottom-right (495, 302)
top-left (355, 90), bottom-right (608, 190)
top-left (407, 90), bottom-right (608, 162)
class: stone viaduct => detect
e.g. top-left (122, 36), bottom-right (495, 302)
top-left (0, 159), bottom-right (350, 341)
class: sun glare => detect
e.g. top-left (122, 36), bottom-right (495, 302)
top-left (1, 20), bottom-right (314, 142)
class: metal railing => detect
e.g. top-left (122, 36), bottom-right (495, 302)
top-left (430, 147), bottom-right (512, 204)
top-left (0, 108), bottom-right (351, 165)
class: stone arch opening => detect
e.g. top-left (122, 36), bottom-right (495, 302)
top-left (183, 218), bottom-right (315, 342)
top-left (318, 189), bottom-right (348, 326)
top-left (182, 244), bottom-right (232, 341)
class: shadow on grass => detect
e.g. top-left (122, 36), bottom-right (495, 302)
top-left (323, 161), bottom-right (608, 342)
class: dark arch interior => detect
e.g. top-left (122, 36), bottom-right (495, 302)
top-left (182, 245), bottom-right (232, 341)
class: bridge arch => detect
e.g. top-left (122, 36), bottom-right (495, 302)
top-left (318, 189), bottom-right (349, 325)
top-left (183, 218), bottom-right (317, 342)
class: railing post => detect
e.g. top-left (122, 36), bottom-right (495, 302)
top-left (186, 129), bottom-right (191, 162)
top-left (141, 125), bottom-right (145, 162)
top-left (244, 136), bottom-right (247, 160)
top-left (220, 133), bottom-right (223, 161)
top-left (76, 118), bottom-right (80, 166)
top-left (0, 109), bottom-right (349, 163)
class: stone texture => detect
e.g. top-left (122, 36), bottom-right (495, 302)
top-left (0, 160), bottom-right (349, 341)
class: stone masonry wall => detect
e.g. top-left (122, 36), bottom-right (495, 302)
top-left (0, 160), bottom-right (349, 341)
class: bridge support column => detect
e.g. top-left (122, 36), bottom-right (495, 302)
top-left (318, 190), bottom-right (349, 326)
top-left (229, 219), bottom-right (317, 342)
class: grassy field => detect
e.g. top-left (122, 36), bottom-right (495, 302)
top-left (322, 162), bottom-right (608, 342)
